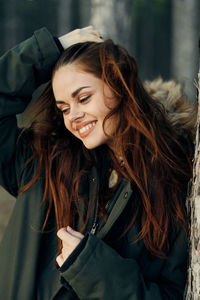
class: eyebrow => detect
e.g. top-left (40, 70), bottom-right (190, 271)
top-left (55, 86), bottom-right (90, 105)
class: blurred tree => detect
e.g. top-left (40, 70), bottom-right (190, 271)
top-left (57, 0), bottom-right (82, 35)
top-left (18, 0), bottom-right (58, 37)
top-left (112, 0), bottom-right (133, 51)
top-left (90, 0), bottom-right (117, 40)
top-left (134, 0), bottom-right (172, 80)
top-left (0, 1), bottom-right (5, 53)
top-left (80, 0), bottom-right (92, 27)
top-left (89, 0), bottom-right (172, 81)
top-left (70, 0), bottom-right (81, 29)
top-left (135, 0), bottom-right (154, 79)
top-left (171, 0), bottom-right (200, 102)
top-left (89, 0), bottom-right (134, 50)
top-left (57, 0), bottom-right (72, 35)
top-left (3, 0), bottom-right (22, 50)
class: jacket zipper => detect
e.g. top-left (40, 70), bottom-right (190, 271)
top-left (105, 199), bottom-right (112, 214)
top-left (90, 197), bottom-right (114, 235)
top-left (89, 170), bottom-right (115, 235)
top-left (90, 195), bottom-right (99, 235)
top-left (90, 222), bottom-right (99, 235)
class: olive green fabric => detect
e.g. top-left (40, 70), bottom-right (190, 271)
top-left (0, 28), bottom-right (188, 300)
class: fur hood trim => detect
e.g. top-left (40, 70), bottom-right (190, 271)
top-left (144, 78), bottom-right (197, 140)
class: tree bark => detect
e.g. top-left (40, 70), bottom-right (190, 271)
top-left (185, 55), bottom-right (200, 299)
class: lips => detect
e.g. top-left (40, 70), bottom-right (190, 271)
top-left (75, 120), bottom-right (97, 131)
top-left (76, 121), bottom-right (97, 138)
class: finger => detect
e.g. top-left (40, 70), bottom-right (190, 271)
top-left (56, 254), bottom-right (64, 267)
top-left (81, 25), bottom-right (93, 30)
top-left (81, 27), bottom-right (101, 38)
top-left (57, 227), bottom-right (69, 241)
top-left (78, 35), bottom-right (103, 43)
top-left (90, 37), bottom-right (104, 42)
top-left (66, 226), bottom-right (84, 240)
top-left (57, 227), bottom-right (83, 244)
top-left (91, 30), bottom-right (102, 37)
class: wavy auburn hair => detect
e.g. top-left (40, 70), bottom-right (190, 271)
top-left (21, 40), bottom-right (192, 256)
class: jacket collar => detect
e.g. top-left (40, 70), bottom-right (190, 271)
top-left (87, 164), bottom-right (133, 239)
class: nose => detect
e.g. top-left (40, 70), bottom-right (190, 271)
top-left (68, 105), bottom-right (85, 122)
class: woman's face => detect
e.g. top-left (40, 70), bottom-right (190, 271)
top-left (52, 64), bottom-right (118, 149)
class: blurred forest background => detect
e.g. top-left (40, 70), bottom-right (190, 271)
top-left (0, 0), bottom-right (200, 240)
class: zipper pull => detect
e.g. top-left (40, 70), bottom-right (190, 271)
top-left (90, 222), bottom-right (98, 235)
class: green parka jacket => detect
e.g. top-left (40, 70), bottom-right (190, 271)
top-left (0, 28), bottom-right (189, 300)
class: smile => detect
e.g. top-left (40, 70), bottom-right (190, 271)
top-left (78, 121), bottom-right (97, 138)
top-left (79, 121), bottom-right (96, 133)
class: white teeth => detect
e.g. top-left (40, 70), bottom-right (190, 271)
top-left (79, 122), bottom-right (96, 134)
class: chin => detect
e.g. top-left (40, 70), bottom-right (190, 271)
top-left (83, 143), bottom-right (99, 150)
top-left (82, 140), bottom-right (103, 150)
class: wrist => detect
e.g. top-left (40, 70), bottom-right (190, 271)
top-left (54, 37), bottom-right (64, 52)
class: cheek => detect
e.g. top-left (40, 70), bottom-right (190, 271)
top-left (103, 113), bottom-right (119, 134)
top-left (97, 104), bottom-right (112, 120)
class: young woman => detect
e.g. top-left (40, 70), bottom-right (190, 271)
top-left (0, 26), bottom-right (195, 299)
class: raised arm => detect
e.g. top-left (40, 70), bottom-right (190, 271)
top-left (0, 26), bottom-right (102, 196)
top-left (0, 27), bottom-right (61, 196)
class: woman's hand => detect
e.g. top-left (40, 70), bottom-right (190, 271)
top-left (58, 25), bottom-right (103, 50)
top-left (56, 226), bottom-right (84, 267)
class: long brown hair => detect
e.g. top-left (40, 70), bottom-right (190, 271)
top-left (20, 40), bottom-right (193, 256)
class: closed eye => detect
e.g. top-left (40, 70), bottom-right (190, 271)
top-left (58, 106), bottom-right (70, 115)
top-left (62, 108), bottom-right (70, 114)
top-left (57, 95), bottom-right (91, 115)
top-left (79, 95), bottom-right (91, 103)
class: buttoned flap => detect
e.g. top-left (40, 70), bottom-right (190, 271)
top-left (97, 179), bottom-right (133, 239)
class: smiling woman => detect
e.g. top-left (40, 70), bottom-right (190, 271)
top-left (0, 26), bottom-right (195, 300)
top-left (52, 63), bottom-right (118, 149)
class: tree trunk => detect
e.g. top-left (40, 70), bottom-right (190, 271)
top-left (90, 0), bottom-right (116, 40)
top-left (80, 0), bottom-right (92, 28)
top-left (112, 0), bottom-right (133, 51)
top-left (171, 0), bottom-right (200, 102)
top-left (90, 0), bottom-right (133, 51)
top-left (3, 0), bottom-right (21, 50)
top-left (185, 57), bottom-right (200, 298)
top-left (57, 0), bottom-right (72, 35)
top-left (137, 0), bottom-right (154, 80)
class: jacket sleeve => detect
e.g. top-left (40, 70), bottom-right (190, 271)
top-left (60, 227), bottom-right (188, 300)
top-left (0, 27), bottom-right (61, 196)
